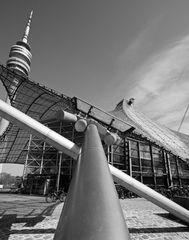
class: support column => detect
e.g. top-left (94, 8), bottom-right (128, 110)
top-left (162, 150), bottom-right (169, 187)
top-left (111, 145), bottom-right (114, 165)
top-left (175, 157), bottom-right (182, 186)
top-left (123, 139), bottom-right (127, 173)
top-left (69, 126), bottom-right (75, 179)
top-left (137, 142), bottom-right (143, 183)
top-left (57, 151), bottom-right (62, 192)
top-left (40, 142), bottom-right (46, 174)
top-left (166, 153), bottom-right (173, 187)
top-left (54, 124), bottom-right (130, 240)
top-left (150, 145), bottom-right (156, 188)
top-left (128, 140), bottom-right (132, 177)
top-left (22, 134), bottom-right (32, 179)
top-left (107, 146), bottom-right (110, 163)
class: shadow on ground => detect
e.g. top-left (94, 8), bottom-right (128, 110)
top-left (0, 202), bottom-right (59, 240)
top-left (156, 212), bottom-right (189, 226)
top-left (129, 226), bottom-right (189, 234)
top-left (129, 213), bottom-right (189, 234)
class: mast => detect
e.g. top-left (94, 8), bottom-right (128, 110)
top-left (22, 10), bottom-right (33, 44)
top-left (178, 104), bottom-right (189, 132)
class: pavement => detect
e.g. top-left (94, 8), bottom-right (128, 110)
top-left (0, 194), bottom-right (188, 240)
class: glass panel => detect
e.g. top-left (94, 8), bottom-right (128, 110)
top-left (140, 143), bottom-right (151, 160)
top-left (130, 140), bottom-right (137, 150)
top-left (131, 149), bottom-right (138, 158)
top-left (114, 154), bottom-right (125, 164)
top-left (139, 143), bottom-right (152, 176)
top-left (131, 158), bottom-right (140, 171)
top-left (177, 159), bottom-right (189, 177)
top-left (169, 154), bottom-right (178, 177)
top-left (143, 176), bottom-right (154, 185)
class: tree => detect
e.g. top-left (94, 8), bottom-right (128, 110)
top-left (0, 172), bottom-right (16, 187)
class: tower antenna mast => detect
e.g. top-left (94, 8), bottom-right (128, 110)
top-left (178, 104), bottom-right (189, 132)
top-left (22, 10), bottom-right (33, 43)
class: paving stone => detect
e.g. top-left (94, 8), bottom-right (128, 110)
top-left (0, 194), bottom-right (188, 239)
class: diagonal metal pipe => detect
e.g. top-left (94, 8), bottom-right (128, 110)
top-left (0, 98), bottom-right (189, 225)
top-left (110, 165), bottom-right (189, 225)
top-left (0, 99), bottom-right (80, 160)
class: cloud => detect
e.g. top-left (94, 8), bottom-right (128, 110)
top-left (123, 35), bottom-right (189, 134)
top-left (115, 16), bottom-right (163, 90)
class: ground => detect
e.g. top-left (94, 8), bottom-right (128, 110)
top-left (0, 194), bottom-right (188, 240)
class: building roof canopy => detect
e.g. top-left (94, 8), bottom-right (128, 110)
top-left (0, 65), bottom-right (189, 164)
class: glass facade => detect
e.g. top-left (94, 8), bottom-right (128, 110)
top-left (106, 137), bottom-right (189, 189)
top-left (23, 123), bottom-right (189, 195)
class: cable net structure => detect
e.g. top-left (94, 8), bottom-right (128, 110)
top-left (0, 65), bottom-right (74, 164)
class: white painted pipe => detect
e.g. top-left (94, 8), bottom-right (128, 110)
top-left (0, 99), bottom-right (80, 160)
top-left (55, 110), bottom-right (78, 122)
top-left (0, 95), bottom-right (10, 135)
top-left (75, 118), bottom-right (119, 145)
top-left (75, 118), bottom-right (88, 132)
top-left (88, 119), bottom-right (118, 145)
top-left (0, 99), bottom-right (189, 224)
top-left (104, 132), bottom-right (118, 146)
top-left (109, 164), bottom-right (189, 225)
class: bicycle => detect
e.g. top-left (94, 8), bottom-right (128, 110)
top-left (45, 189), bottom-right (66, 203)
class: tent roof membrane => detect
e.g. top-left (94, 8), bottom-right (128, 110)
top-left (110, 99), bottom-right (189, 163)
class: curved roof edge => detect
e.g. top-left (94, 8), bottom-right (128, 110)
top-left (110, 98), bottom-right (189, 162)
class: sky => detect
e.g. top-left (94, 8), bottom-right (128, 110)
top-left (0, 0), bottom-right (189, 175)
